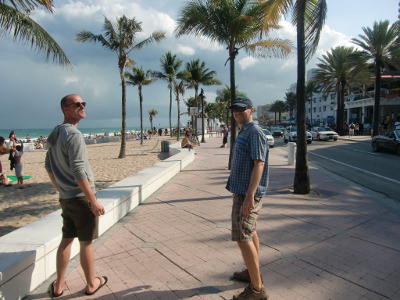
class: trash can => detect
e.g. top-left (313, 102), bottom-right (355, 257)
top-left (287, 142), bottom-right (296, 165)
top-left (161, 141), bottom-right (170, 153)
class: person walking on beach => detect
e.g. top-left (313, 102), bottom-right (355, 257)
top-left (226, 97), bottom-right (269, 300)
top-left (45, 94), bottom-right (108, 297)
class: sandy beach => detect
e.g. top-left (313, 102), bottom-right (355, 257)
top-left (0, 136), bottom-right (177, 237)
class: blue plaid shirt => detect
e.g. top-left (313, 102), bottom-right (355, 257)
top-left (226, 122), bottom-right (269, 197)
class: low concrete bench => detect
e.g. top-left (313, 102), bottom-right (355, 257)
top-left (0, 142), bottom-right (194, 299)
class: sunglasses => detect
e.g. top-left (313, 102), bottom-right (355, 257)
top-left (231, 106), bottom-right (248, 112)
top-left (65, 102), bottom-right (86, 108)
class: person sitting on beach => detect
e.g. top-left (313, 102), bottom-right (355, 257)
top-left (36, 140), bottom-right (44, 149)
top-left (14, 142), bottom-right (24, 184)
top-left (0, 136), bottom-right (11, 177)
top-left (181, 133), bottom-right (194, 149)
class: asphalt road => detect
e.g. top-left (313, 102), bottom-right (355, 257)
top-left (274, 137), bottom-right (400, 203)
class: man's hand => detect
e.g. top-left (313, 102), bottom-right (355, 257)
top-left (242, 194), bottom-right (255, 217)
top-left (89, 199), bottom-right (105, 216)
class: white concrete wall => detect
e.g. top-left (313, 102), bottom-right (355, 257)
top-left (0, 142), bottom-right (194, 300)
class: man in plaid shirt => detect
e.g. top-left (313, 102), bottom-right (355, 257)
top-left (226, 97), bottom-right (269, 300)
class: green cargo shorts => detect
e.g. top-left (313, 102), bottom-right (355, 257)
top-left (60, 196), bottom-right (98, 241)
top-left (231, 194), bottom-right (263, 242)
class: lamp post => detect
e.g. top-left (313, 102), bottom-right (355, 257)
top-left (200, 88), bottom-right (206, 143)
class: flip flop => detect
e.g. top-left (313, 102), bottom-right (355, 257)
top-left (85, 276), bottom-right (108, 296)
top-left (49, 280), bottom-right (63, 298)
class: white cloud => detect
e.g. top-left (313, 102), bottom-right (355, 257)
top-left (238, 57), bottom-right (258, 70)
top-left (176, 44), bottom-right (196, 56)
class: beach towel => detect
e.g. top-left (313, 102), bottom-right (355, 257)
top-left (7, 175), bottom-right (32, 182)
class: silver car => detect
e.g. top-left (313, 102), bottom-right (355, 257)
top-left (262, 129), bottom-right (275, 148)
top-left (311, 126), bottom-right (338, 141)
top-left (283, 126), bottom-right (312, 144)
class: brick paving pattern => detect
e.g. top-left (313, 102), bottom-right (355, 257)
top-left (27, 136), bottom-right (400, 299)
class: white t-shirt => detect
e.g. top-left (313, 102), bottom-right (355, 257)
top-left (14, 150), bottom-right (23, 157)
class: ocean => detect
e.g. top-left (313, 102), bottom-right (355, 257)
top-left (0, 127), bottom-right (154, 141)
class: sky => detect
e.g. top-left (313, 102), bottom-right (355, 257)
top-left (0, 0), bottom-right (398, 130)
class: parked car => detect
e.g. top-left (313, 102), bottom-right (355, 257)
top-left (269, 126), bottom-right (284, 137)
top-left (310, 126), bottom-right (338, 141)
top-left (371, 130), bottom-right (400, 155)
top-left (262, 129), bottom-right (275, 148)
top-left (283, 126), bottom-right (312, 144)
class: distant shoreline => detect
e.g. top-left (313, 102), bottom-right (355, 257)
top-left (0, 126), bottom-right (171, 143)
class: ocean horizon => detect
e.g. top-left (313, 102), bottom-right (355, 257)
top-left (0, 126), bottom-right (167, 141)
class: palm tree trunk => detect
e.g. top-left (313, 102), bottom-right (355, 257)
top-left (373, 62), bottom-right (381, 137)
top-left (338, 82), bottom-right (346, 135)
top-left (228, 49), bottom-right (237, 170)
top-left (177, 95), bottom-right (181, 141)
top-left (169, 84), bottom-right (173, 137)
top-left (139, 86), bottom-right (144, 145)
top-left (118, 68), bottom-right (127, 158)
top-left (294, 0), bottom-right (310, 194)
top-left (194, 87), bottom-right (198, 135)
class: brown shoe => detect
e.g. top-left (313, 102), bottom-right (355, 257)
top-left (233, 284), bottom-right (269, 300)
top-left (233, 269), bottom-right (251, 282)
top-left (233, 269), bottom-right (263, 283)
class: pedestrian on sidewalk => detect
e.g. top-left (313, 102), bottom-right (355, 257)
top-left (45, 94), bottom-right (108, 298)
top-left (226, 97), bottom-right (269, 300)
top-left (220, 125), bottom-right (228, 148)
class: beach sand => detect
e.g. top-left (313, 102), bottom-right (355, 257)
top-left (0, 136), bottom-right (177, 237)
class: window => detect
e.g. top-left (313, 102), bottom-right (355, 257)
top-left (323, 106), bottom-right (326, 111)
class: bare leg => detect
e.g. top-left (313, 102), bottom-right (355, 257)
top-left (80, 241), bottom-right (102, 294)
top-left (54, 238), bottom-right (74, 294)
top-left (237, 232), bottom-right (262, 291)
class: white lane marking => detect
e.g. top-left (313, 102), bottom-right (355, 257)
top-left (351, 149), bottom-right (380, 156)
top-left (309, 152), bottom-right (400, 185)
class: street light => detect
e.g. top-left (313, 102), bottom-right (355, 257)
top-left (200, 88), bottom-right (206, 143)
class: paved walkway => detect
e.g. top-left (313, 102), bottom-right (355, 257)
top-left (28, 136), bottom-right (400, 300)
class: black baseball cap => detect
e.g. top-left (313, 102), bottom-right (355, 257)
top-left (229, 97), bottom-right (253, 109)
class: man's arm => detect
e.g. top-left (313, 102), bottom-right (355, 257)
top-left (76, 177), bottom-right (105, 216)
top-left (0, 146), bottom-right (10, 155)
top-left (243, 159), bottom-right (264, 216)
top-left (47, 172), bottom-right (61, 193)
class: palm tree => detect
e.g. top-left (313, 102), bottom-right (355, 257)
top-left (184, 59), bottom-right (221, 135)
top-left (270, 100), bottom-right (288, 123)
top-left (265, 0), bottom-right (327, 194)
top-left (125, 66), bottom-right (157, 145)
top-left (148, 108), bottom-right (159, 133)
top-left (176, 0), bottom-right (292, 167)
top-left (351, 20), bottom-right (400, 137)
top-left (153, 52), bottom-right (183, 137)
top-left (313, 46), bottom-right (362, 135)
top-left (284, 91), bottom-right (296, 122)
top-left (305, 80), bottom-right (320, 127)
top-left (76, 15), bottom-right (165, 157)
top-left (1, 0), bottom-right (71, 67)
top-left (215, 85), bottom-right (246, 126)
top-left (174, 80), bottom-right (186, 141)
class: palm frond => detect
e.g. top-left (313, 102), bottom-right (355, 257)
top-left (244, 38), bottom-right (293, 58)
top-left (132, 30), bottom-right (166, 51)
top-left (6, 0), bottom-right (54, 13)
top-left (0, 3), bottom-right (71, 67)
